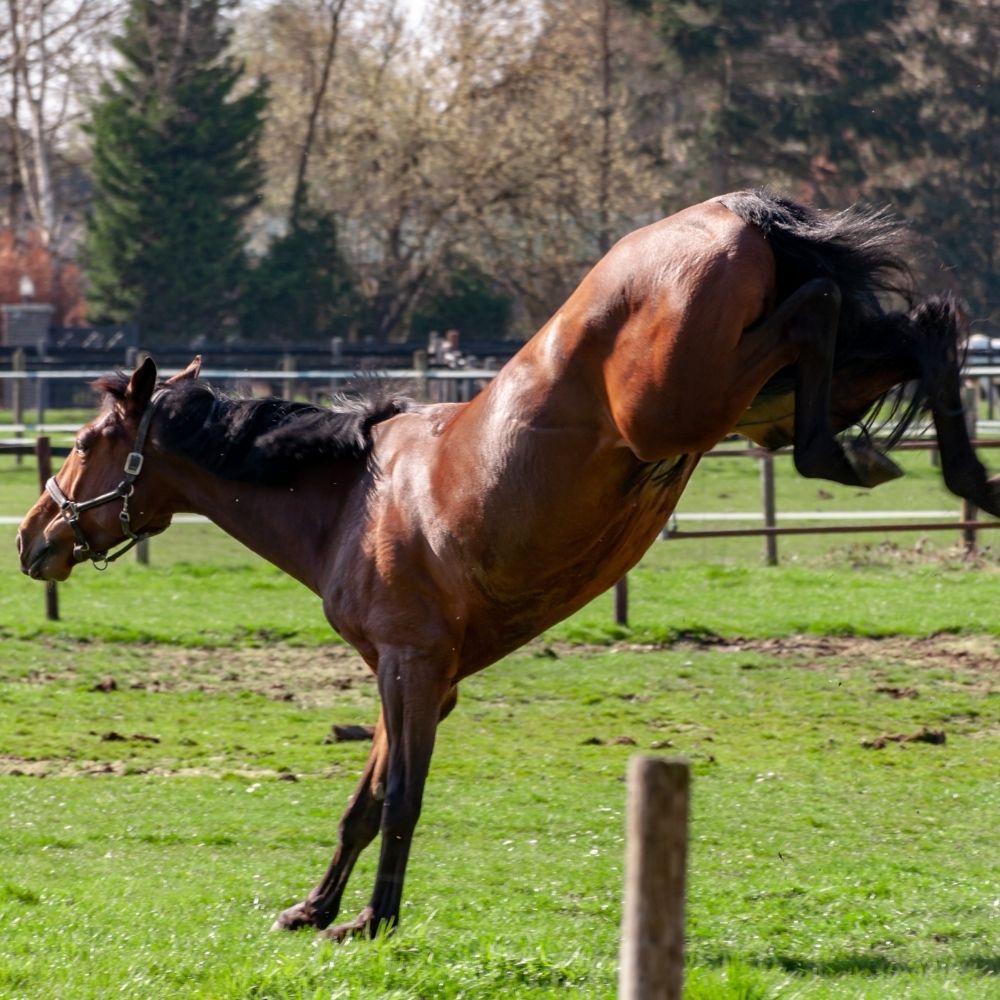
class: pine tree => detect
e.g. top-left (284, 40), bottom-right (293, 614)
top-left (629, 0), bottom-right (911, 202)
top-left (240, 202), bottom-right (357, 343)
top-left (84, 0), bottom-right (267, 342)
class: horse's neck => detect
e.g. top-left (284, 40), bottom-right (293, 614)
top-left (162, 457), bottom-right (350, 594)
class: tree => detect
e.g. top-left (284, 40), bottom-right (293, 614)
top-left (893, 0), bottom-right (1000, 330)
top-left (241, 203), bottom-right (356, 341)
top-left (629, 0), bottom-right (999, 328)
top-left (83, 0), bottom-right (267, 341)
top-left (1, 0), bottom-right (118, 257)
top-left (409, 257), bottom-right (512, 341)
top-left (628, 0), bottom-right (913, 202)
top-left (240, 0), bottom-right (664, 341)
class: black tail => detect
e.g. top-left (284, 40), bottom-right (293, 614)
top-left (719, 189), bottom-right (914, 338)
top-left (722, 189), bottom-right (970, 445)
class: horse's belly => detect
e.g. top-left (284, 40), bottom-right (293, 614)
top-left (455, 459), bottom-right (699, 675)
top-left (736, 389), bottom-right (795, 448)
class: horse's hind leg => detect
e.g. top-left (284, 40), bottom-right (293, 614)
top-left (759, 279), bottom-right (903, 488)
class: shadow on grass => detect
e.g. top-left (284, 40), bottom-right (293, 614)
top-left (963, 954), bottom-right (1000, 975)
top-left (701, 950), bottom-right (1000, 977)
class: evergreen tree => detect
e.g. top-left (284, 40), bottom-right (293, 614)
top-left (629, 0), bottom-right (911, 202)
top-left (240, 202), bottom-right (357, 343)
top-left (84, 0), bottom-right (267, 342)
top-left (897, 0), bottom-right (999, 328)
top-left (410, 259), bottom-right (513, 342)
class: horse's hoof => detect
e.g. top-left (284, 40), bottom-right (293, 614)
top-left (845, 442), bottom-right (903, 488)
top-left (976, 475), bottom-right (1000, 518)
top-left (272, 901), bottom-right (319, 931)
top-left (317, 906), bottom-right (382, 942)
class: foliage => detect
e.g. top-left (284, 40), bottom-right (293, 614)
top-left (409, 257), bottom-right (513, 341)
top-left (83, 0), bottom-right (267, 342)
top-left (240, 201), bottom-right (356, 342)
top-left (629, 0), bottom-right (999, 322)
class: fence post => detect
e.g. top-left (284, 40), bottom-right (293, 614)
top-left (35, 371), bottom-right (46, 428)
top-left (282, 352), bottom-right (296, 401)
top-left (615, 577), bottom-right (629, 627)
top-left (619, 756), bottom-right (689, 1000)
top-left (413, 349), bottom-right (429, 402)
top-left (962, 382), bottom-right (978, 554)
top-left (34, 436), bottom-right (59, 621)
top-left (12, 347), bottom-right (26, 466)
top-left (760, 452), bottom-right (778, 566)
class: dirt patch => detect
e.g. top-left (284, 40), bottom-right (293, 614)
top-left (5, 633), bottom-right (997, 778)
top-left (670, 633), bottom-right (1000, 688)
top-left (22, 634), bottom-right (1000, 700)
top-left (127, 644), bottom-right (375, 707)
top-left (23, 642), bottom-right (374, 708)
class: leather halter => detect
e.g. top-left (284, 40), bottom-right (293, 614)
top-left (45, 389), bottom-right (167, 570)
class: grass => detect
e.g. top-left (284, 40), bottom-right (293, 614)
top-left (1, 439), bottom-right (999, 998)
top-left (1, 641), bottom-right (997, 998)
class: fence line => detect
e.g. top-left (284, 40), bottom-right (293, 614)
top-left (5, 376), bottom-right (999, 622)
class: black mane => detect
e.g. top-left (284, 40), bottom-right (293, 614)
top-left (97, 375), bottom-right (410, 485)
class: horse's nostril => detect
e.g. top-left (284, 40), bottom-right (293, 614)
top-left (15, 531), bottom-right (24, 557)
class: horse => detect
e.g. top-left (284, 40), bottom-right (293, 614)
top-left (17, 189), bottom-right (1000, 941)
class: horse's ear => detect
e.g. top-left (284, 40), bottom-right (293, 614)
top-left (166, 356), bottom-right (202, 384)
top-left (124, 357), bottom-right (158, 416)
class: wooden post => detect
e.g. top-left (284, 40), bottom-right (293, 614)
top-left (615, 577), bottom-right (629, 628)
top-left (12, 347), bottom-right (26, 466)
top-left (135, 537), bottom-right (150, 565)
top-left (282, 352), bottom-right (296, 401)
top-left (413, 349), bottom-right (429, 402)
top-left (619, 756), bottom-right (689, 1000)
top-left (962, 382), bottom-right (978, 554)
top-left (34, 436), bottom-right (59, 621)
top-left (760, 452), bottom-right (778, 566)
top-left (35, 371), bottom-right (45, 428)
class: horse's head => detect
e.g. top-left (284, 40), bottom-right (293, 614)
top-left (16, 356), bottom-right (201, 581)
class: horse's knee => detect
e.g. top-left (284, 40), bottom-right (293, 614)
top-left (439, 685), bottom-right (458, 722)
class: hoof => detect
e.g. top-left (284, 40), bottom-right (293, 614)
top-left (845, 441), bottom-right (903, 488)
top-left (272, 900), bottom-right (324, 932)
top-left (973, 475), bottom-right (1000, 518)
top-left (317, 906), bottom-right (385, 942)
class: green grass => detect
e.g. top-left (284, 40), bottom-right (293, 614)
top-left (1, 642), bottom-right (997, 998)
top-left (2, 440), bottom-right (999, 998)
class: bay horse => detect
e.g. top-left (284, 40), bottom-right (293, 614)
top-left (17, 190), bottom-right (999, 940)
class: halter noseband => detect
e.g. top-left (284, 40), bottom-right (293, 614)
top-left (45, 389), bottom-right (168, 570)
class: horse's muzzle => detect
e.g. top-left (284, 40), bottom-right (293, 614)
top-left (17, 530), bottom-right (73, 581)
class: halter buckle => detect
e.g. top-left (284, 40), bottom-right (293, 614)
top-left (124, 452), bottom-right (144, 477)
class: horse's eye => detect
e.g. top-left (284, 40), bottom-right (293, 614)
top-left (75, 438), bottom-right (88, 455)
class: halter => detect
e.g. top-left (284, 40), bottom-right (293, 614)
top-left (45, 389), bottom-right (168, 570)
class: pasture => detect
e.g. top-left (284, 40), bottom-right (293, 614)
top-left (2, 448), bottom-right (999, 998)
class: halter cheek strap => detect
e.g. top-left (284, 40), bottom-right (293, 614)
top-left (45, 389), bottom-right (168, 570)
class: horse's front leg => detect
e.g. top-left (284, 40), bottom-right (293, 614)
top-left (272, 710), bottom-right (389, 931)
top-left (763, 279), bottom-right (903, 488)
top-left (274, 682), bottom-right (459, 936)
top-left (321, 655), bottom-right (455, 941)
